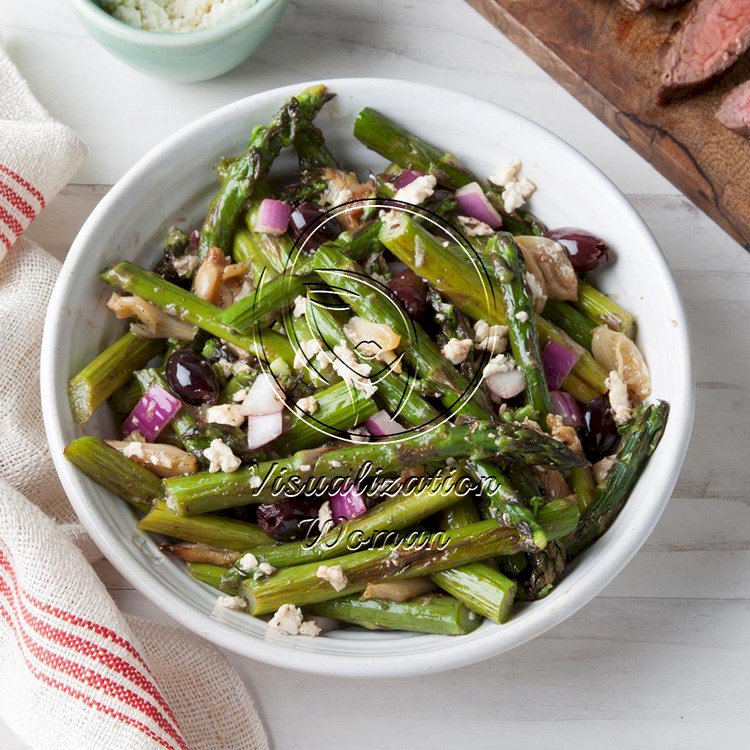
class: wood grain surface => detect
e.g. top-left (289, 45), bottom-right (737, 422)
top-left (465, 0), bottom-right (750, 249)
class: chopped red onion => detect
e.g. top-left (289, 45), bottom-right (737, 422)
top-left (542, 340), bottom-right (580, 390)
top-left (246, 412), bottom-right (284, 450)
top-left (393, 169), bottom-right (425, 189)
top-left (240, 373), bottom-right (285, 417)
top-left (485, 369), bottom-right (526, 399)
top-left (253, 199), bottom-right (292, 236)
top-left (550, 390), bottom-right (584, 427)
top-left (454, 182), bottom-right (503, 229)
top-left (121, 384), bottom-right (181, 442)
top-left (329, 484), bottom-right (368, 522)
top-left (365, 410), bottom-right (404, 437)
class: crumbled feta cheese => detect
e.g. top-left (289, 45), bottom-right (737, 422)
top-left (232, 389), bottom-right (248, 403)
top-left (606, 370), bottom-right (632, 425)
top-left (515, 311), bottom-right (529, 322)
top-left (296, 395), bottom-right (318, 414)
top-left (329, 460), bottom-right (342, 469)
top-left (413, 236), bottom-right (425, 268)
top-left (237, 553), bottom-right (259, 573)
top-left (232, 361), bottom-right (252, 376)
top-left (292, 295), bottom-right (308, 318)
top-left (474, 320), bottom-right (508, 354)
top-left (215, 358), bottom-right (233, 378)
top-left (203, 439), bottom-right (241, 474)
top-left (256, 562), bottom-right (276, 578)
top-left (268, 604), bottom-right (304, 635)
top-left (524, 271), bottom-right (546, 307)
top-left (318, 501), bottom-right (334, 533)
top-left (121, 442), bottom-right (186, 474)
top-left (205, 404), bottom-right (245, 427)
top-left (173, 253), bottom-right (199, 277)
top-left (348, 426), bottom-right (370, 443)
top-left (102, 0), bottom-right (260, 32)
top-left (457, 216), bottom-right (495, 236)
top-left (298, 464), bottom-right (311, 472)
top-left (488, 159), bottom-right (521, 188)
top-left (593, 455), bottom-right (617, 484)
top-left (441, 337), bottom-right (473, 365)
top-left (267, 604), bottom-right (321, 637)
top-left (293, 338), bottom-right (323, 369)
top-left (316, 564), bottom-right (349, 592)
top-left (248, 474), bottom-right (261, 489)
top-left (298, 620), bottom-right (322, 637)
top-left (217, 595), bottom-right (247, 611)
top-left (501, 176), bottom-right (536, 214)
top-left (332, 344), bottom-right (377, 397)
top-left (393, 174), bottom-right (437, 205)
top-left (483, 353), bottom-right (516, 378)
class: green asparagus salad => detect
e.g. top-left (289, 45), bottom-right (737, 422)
top-left (65, 84), bottom-right (668, 638)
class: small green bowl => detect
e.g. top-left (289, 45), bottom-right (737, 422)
top-left (71, 0), bottom-right (290, 83)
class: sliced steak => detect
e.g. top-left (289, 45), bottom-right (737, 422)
top-left (620, 0), bottom-right (686, 12)
top-left (659, 0), bottom-right (750, 101)
top-left (717, 79), bottom-right (750, 134)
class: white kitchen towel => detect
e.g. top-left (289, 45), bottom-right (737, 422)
top-left (0, 48), bottom-right (268, 750)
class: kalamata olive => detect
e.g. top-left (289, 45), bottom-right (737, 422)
top-left (165, 349), bottom-right (220, 406)
top-left (389, 268), bottom-right (428, 319)
top-left (544, 228), bottom-right (610, 272)
top-left (580, 395), bottom-right (619, 462)
top-left (256, 498), bottom-right (322, 542)
top-left (289, 202), bottom-right (341, 250)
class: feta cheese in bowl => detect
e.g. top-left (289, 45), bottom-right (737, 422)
top-left (71, 0), bottom-right (289, 82)
top-left (101, 0), bottom-right (259, 33)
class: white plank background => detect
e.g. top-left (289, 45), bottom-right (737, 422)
top-left (2, 1), bottom-right (749, 747)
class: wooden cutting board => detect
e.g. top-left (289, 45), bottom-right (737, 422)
top-left (465, 0), bottom-right (750, 250)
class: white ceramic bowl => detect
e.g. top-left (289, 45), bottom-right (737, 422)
top-left (41, 79), bottom-right (693, 677)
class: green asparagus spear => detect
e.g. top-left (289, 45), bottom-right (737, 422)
top-left (576, 280), bottom-right (636, 339)
top-left (138, 501), bottom-right (272, 548)
top-left (517, 542), bottom-right (566, 601)
top-left (464, 459), bottom-right (546, 548)
top-left (354, 107), bottom-right (476, 189)
top-left (429, 564), bottom-right (516, 625)
top-left (276, 380), bottom-right (378, 454)
top-left (242, 519), bottom-right (532, 614)
top-left (488, 233), bottom-right (552, 416)
top-left (565, 402), bottom-right (669, 555)
top-left (307, 594), bottom-right (482, 636)
top-left (221, 273), bottom-right (307, 333)
top-left (313, 422), bottom-right (586, 476)
top-left (187, 562), bottom-right (226, 589)
top-left (64, 436), bottom-right (162, 507)
top-left (101, 262), bottom-right (293, 365)
top-left (535, 496), bottom-right (580, 542)
top-left (542, 300), bottom-right (596, 351)
top-left (68, 333), bottom-right (163, 423)
top-left (198, 84), bottom-right (332, 259)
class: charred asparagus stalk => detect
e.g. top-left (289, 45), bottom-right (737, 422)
top-left (307, 594), bottom-right (482, 636)
top-left (242, 519), bottom-right (533, 615)
top-left (64, 436), bottom-right (162, 508)
top-left (565, 402), bottom-right (669, 555)
top-left (488, 233), bottom-right (552, 416)
top-left (199, 84), bottom-right (332, 259)
top-left (68, 333), bottom-right (164, 423)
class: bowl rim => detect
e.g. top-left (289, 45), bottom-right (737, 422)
top-left (41, 78), bottom-right (694, 678)
top-left (70, 0), bottom-right (285, 45)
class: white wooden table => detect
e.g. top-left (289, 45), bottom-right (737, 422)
top-left (2, 1), bottom-right (749, 747)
